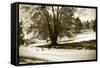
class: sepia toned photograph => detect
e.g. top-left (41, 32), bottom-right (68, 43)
top-left (18, 3), bottom-right (97, 64)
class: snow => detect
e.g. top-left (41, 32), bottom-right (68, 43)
top-left (19, 31), bottom-right (96, 63)
top-left (19, 46), bottom-right (96, 62)
top-left (58, 31), bottom-right (96, 44)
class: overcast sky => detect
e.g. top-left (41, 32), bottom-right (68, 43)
top-left (75, 8), bottom-right (96, 22)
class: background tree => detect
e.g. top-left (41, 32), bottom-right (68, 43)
top-left (88, 19), bottom-right (96, 31)
top-left (19, 21), bottom-right (24, 46)
top-left (74, 17), bottom-right (82, 33)
top-left (86, 20), bottom-right (90, 29)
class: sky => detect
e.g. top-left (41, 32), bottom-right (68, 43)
top-left (75, 8), bottom-right (96, 22)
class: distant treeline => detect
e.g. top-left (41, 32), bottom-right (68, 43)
top-left (82, 20), bottom-right (96, 31)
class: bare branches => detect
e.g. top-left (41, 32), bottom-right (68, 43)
top-left (41, 7), bottom-right (53, 38)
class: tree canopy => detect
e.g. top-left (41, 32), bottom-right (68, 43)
top-left (19, 5), bottom-right (83, 47)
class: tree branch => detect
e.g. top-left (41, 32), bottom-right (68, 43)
top-left (41, 8), bottom-right (53, 38)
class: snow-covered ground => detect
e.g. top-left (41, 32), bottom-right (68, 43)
top-left (19, 46), bottom-right (96, 62)
top-left (19, 31), bottom-right (96, 64)
top-left (58, 31), bottom-right (96, 44)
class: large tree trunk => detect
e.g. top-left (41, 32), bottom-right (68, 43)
top-left (48, 35), bottom-right (58, 49)
top-left (47, 6), bottom-right (60, 49)
top-left (51, 37), bottom-right (57, 45)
